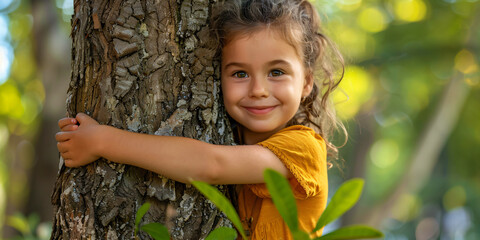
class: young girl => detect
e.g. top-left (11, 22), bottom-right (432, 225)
top-left (56, 0), bottom-right (344, 238)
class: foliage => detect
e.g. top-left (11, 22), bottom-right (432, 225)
top-left (139, 223), bottom-right (170, 240)
top-left (6, 213), bottom-right (51, 240)
top-left (191, 181), bottom-right (246, 239)
top-left (263, 169), bottom-right (300, 233)
top-left (1, 0), bottom-right (45, 234)
top-left (135, 169), bottom-right (382, 240)
top-left (316, 225), bottom-right (384, 240)
top-left (262, 169), bottom-right (382, 240)
top-left (204, 227), bottom-right (238, 240)
top-left (134, 203), bottom-right (170, 240)
top-left (322, 0), bottom-right (480, 238)
top-left (312, 178), bottom-right (363, 232)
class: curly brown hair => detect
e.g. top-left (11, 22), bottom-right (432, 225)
top-left (211, 0), bottom-right (347, 162)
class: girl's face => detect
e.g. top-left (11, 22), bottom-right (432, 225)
top-left (221, 28), bottom-right (313, 142)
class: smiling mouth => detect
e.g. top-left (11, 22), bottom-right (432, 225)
top-left (244, 106), bottom-right (276, 114)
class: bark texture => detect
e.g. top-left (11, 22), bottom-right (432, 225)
top-left (51, 0), bottom-right (234, 239)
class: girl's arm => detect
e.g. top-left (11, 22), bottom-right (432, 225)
top-left (56, 113), bottom-right (289, 184)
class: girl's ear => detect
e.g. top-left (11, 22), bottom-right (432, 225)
top-left (302, 74), bottom-right (314, 97)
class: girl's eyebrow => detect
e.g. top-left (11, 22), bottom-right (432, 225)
top-left (223, 62), bottom-right (247, 70)
top-left (223, 59), bottom-right (292, 70)
top-left (267, 59), bottom-right (292, 67)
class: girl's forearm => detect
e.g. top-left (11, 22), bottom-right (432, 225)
top-left (96, 125), bottom-right (218, 183)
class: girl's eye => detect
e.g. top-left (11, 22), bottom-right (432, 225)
top-left (233, 71), bottom-right (248, 78)
top-left (269, 69), bottom-right (284, 77)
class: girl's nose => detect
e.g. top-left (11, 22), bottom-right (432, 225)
top-left (248, 76), bottom-right (269, 98)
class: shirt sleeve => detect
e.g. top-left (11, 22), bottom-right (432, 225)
top-left (248, 126), bottom-right (327, 199)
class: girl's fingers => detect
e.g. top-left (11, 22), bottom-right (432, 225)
top-left (63, 155), bottom-right (81, 168)
top-left (58, 118), bottom-right (77, 129)
top-left (61, 153), bottom-right (73, 164)
top-left (61, 124), bottom-right (78, 132)
top-left (64, 159), bottom-right (76, 168)
top-left (57, 141), bottom-right (69, 153)
top-left (55, 131), bottom-right (73, 142)
top-left (76, 113), bottom-right (98, 125)
top-left (63, 158), bottom-right (71, 167)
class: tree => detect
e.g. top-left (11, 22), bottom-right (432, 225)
top-left (51, 0), bottom-right (234, 239)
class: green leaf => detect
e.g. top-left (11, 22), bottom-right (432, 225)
top-left (312, 179), bottom-right (364, 233)
top-left (27, 213), bottom-right (40, 234)
top-left (292, 230), bottom-right (312, 240)
top-left (192, 181), bottom-right (247, 240)
top-left (205, 227), bottom-right (238, 240)
top-left (315, 225), bottom-right (383, 240)
top-left (135, 203), bottom-right (151, 235)
top-left (7, 214), bottom-right (31, 235)
top-left (263, 169), bottom-right (299, 232)
top-left (141, 223), bottom-right (170, 240)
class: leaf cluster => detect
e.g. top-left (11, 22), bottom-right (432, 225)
top-left (134, 169), bottom-right (383, 240)
top-left (6, 213), bottom-right (52, 240)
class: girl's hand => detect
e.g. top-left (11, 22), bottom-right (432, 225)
top-left (55, 113), bottom-right (102, 167)
top-left (58, 117), bottom-right (78, 132)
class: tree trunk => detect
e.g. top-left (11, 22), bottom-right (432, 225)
top-left (51, 0), bottom-right (234, 239)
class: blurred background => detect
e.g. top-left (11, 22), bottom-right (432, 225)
top-left (0, 0), bottom-right (478, 239)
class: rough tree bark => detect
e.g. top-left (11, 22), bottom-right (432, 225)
top-left (51, 0), bottom-right (234, 239)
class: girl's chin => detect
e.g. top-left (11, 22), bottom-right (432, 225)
top-left (241, 123), bottom-right (286, 135)
top-left (237, 122), bottom-right (288, 144)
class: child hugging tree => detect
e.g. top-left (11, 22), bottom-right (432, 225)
top-left (56, 0), bottom-right (345, 239)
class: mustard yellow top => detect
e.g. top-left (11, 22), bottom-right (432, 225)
top-left (237, 125), bottom-right (328, 240)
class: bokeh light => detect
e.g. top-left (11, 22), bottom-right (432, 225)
top-left (393, 0), bottom-right (428, 22)
top-left (357, 6), bottom-right (389, 33)
top-left (415, 217), bottom-right (440, 240)
top-left (402, 76), bottom-right (431, 112)
top-left (0, 14), bottom-right (13, 85)
top-left (443, 186), bottom-right (466, 210)
top-left (0, 0), bottom-right (15, 11)
top-left (0, 82), bottom-right (23, 119)
top-left (443, 207), bottom-right (472, 238)
top-left (0, 15), bottom-right (8, 38)
top-left (370, 139), bottom-right (399, 169)
top-left (454, 49), bottom-right (478, 74)
top-left (55, 0), bottom-right (74, 22)
top-left (392, 194), bottom-right (422, 222)
top-left (8, 13), bottom-right (33, 41)
top-left (10, 45), bottom-right (36, 83)
top-left (0, 44), bottom-right (12, 85)
top-left (333, 65), bottom-right (374, 120)
top-left (336, 0), bottom-right (362, 11)
top-left (332, 23), bottom-right (372, 59)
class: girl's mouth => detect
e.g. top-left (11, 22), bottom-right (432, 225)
top-left (244, 106), bottom-right (276, 115)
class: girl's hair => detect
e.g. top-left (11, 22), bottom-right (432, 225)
top-left (211, 0), bottom-right (347, 163)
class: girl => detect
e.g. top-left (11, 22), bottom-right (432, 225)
top-left (56, 0), bottom-right (345, 238)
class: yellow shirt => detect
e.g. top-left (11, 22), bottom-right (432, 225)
top-left (237, 125), bottom-right (328, 239)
